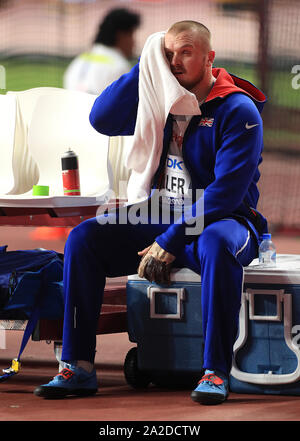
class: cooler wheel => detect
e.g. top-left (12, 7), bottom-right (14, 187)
top-left (123, 347), bottom-right (152, 389)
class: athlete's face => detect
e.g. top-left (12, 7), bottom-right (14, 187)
top-left (164, 30), bottom-right (212, 90)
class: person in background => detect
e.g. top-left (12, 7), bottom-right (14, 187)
top-left (63, 8), bottom-right (141, 95)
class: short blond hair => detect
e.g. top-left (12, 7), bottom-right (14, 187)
top-left (167, 20), bottom-right (212, 51)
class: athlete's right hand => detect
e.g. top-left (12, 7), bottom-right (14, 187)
top-left (137, 242), bottom-right (175, 285)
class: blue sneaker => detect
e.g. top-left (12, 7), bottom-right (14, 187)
top-left (191, 370), bottom-right (229, 405)
top-left (34, 364), bottom-right (98, 399)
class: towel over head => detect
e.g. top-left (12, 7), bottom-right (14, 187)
top-left (126, 31), bottom-right (201, 204)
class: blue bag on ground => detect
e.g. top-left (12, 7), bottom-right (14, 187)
top-left (0, 245), bottom-right (65, 382)
top-left (0, 245), bottom-right (64, 319)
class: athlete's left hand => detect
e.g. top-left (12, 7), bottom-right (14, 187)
top-left (137, 242), bottom-right (176, 285)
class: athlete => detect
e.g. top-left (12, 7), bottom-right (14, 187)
top-left (34, 21), bottom-right (268, 405)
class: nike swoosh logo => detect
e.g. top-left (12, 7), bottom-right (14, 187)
top-left (245, 122), bottom-right (259, 129)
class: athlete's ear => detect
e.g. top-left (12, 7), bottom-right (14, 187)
top-left (207, 50), bottom-right (215, 66)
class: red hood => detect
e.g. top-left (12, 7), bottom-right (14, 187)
top-left (205, 67), bottom-right (266, 112)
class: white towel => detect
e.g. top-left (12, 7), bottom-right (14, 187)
top-left (125, 31), bottom-right (201, 204)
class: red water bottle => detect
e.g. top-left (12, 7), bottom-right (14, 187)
top-left (61, 149), bottom-right (81, 196)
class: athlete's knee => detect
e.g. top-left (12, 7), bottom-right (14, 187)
top-left (198, 222), bottom-right (231, 261)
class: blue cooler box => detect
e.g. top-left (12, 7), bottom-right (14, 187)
top-left (230, 254), bottom-right (300, 395)
top-left (125, 268), bottom-right (203, 388)
top-left (125, 254), bottom-right (300, 393)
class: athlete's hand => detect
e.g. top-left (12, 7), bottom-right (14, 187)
top-left (137, 242), bottom-right (175, 285)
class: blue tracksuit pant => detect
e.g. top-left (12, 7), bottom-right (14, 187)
top-left (61, 202), bottom-right (258, 376)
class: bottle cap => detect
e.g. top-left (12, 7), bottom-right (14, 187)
top-left (61, 149), bottom-right (78, 170)
top-left (32, 185), bottom-right (49, 196)
top-left (262, 233), bottom-right (271, 240)
top-left (62, 148), bottom-right (76, 158)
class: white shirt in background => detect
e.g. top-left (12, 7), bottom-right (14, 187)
top-left (63, 43), bottom-right (132, 95)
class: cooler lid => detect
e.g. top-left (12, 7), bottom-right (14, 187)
top-left (128, 254), bottom-right (300, 284)
top-left (244, 254), bottom-right (300, 283)
top-left (128, 267), bottom-right (201, 283)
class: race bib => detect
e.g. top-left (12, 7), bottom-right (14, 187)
top-left (160, 154), bottom-right (192, 208)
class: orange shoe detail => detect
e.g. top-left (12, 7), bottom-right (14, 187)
top-left (57, 368), bottom-right (75, 380)
top-left (198, 373), bottom-right (224, 386)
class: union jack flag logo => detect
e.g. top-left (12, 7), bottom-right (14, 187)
top-left (199, 117), bottom-right (214, 127)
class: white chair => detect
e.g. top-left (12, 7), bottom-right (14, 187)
top-left (0, 88), bottom-right (111, 208)
top-left (0, 94), bottom-right (17, 194)
top-left (108, 135), bottom-right (133, 201)
top-left (6, 87), bottom-right (68, 195)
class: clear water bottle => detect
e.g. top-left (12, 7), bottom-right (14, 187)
top-left (259, 233), bottom-right (276, 267)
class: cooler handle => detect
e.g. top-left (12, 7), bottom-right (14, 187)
top-left (147, 287), bottom-right (185, 320)
top-left (247, 289), bottom-right (284, 321)
top-left (231, 289), bottom-right (300, 385)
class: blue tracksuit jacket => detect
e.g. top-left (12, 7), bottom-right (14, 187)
top-left (89, 63), bottom-right (268, 256)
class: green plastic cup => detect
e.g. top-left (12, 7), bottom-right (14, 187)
top-left (32, 185), bottom-right (49, 196)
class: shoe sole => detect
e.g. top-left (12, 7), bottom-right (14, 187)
top-left (34, 386), bottom-right (97, 399)
top-left (190, 390), bottom-right (228, 405)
